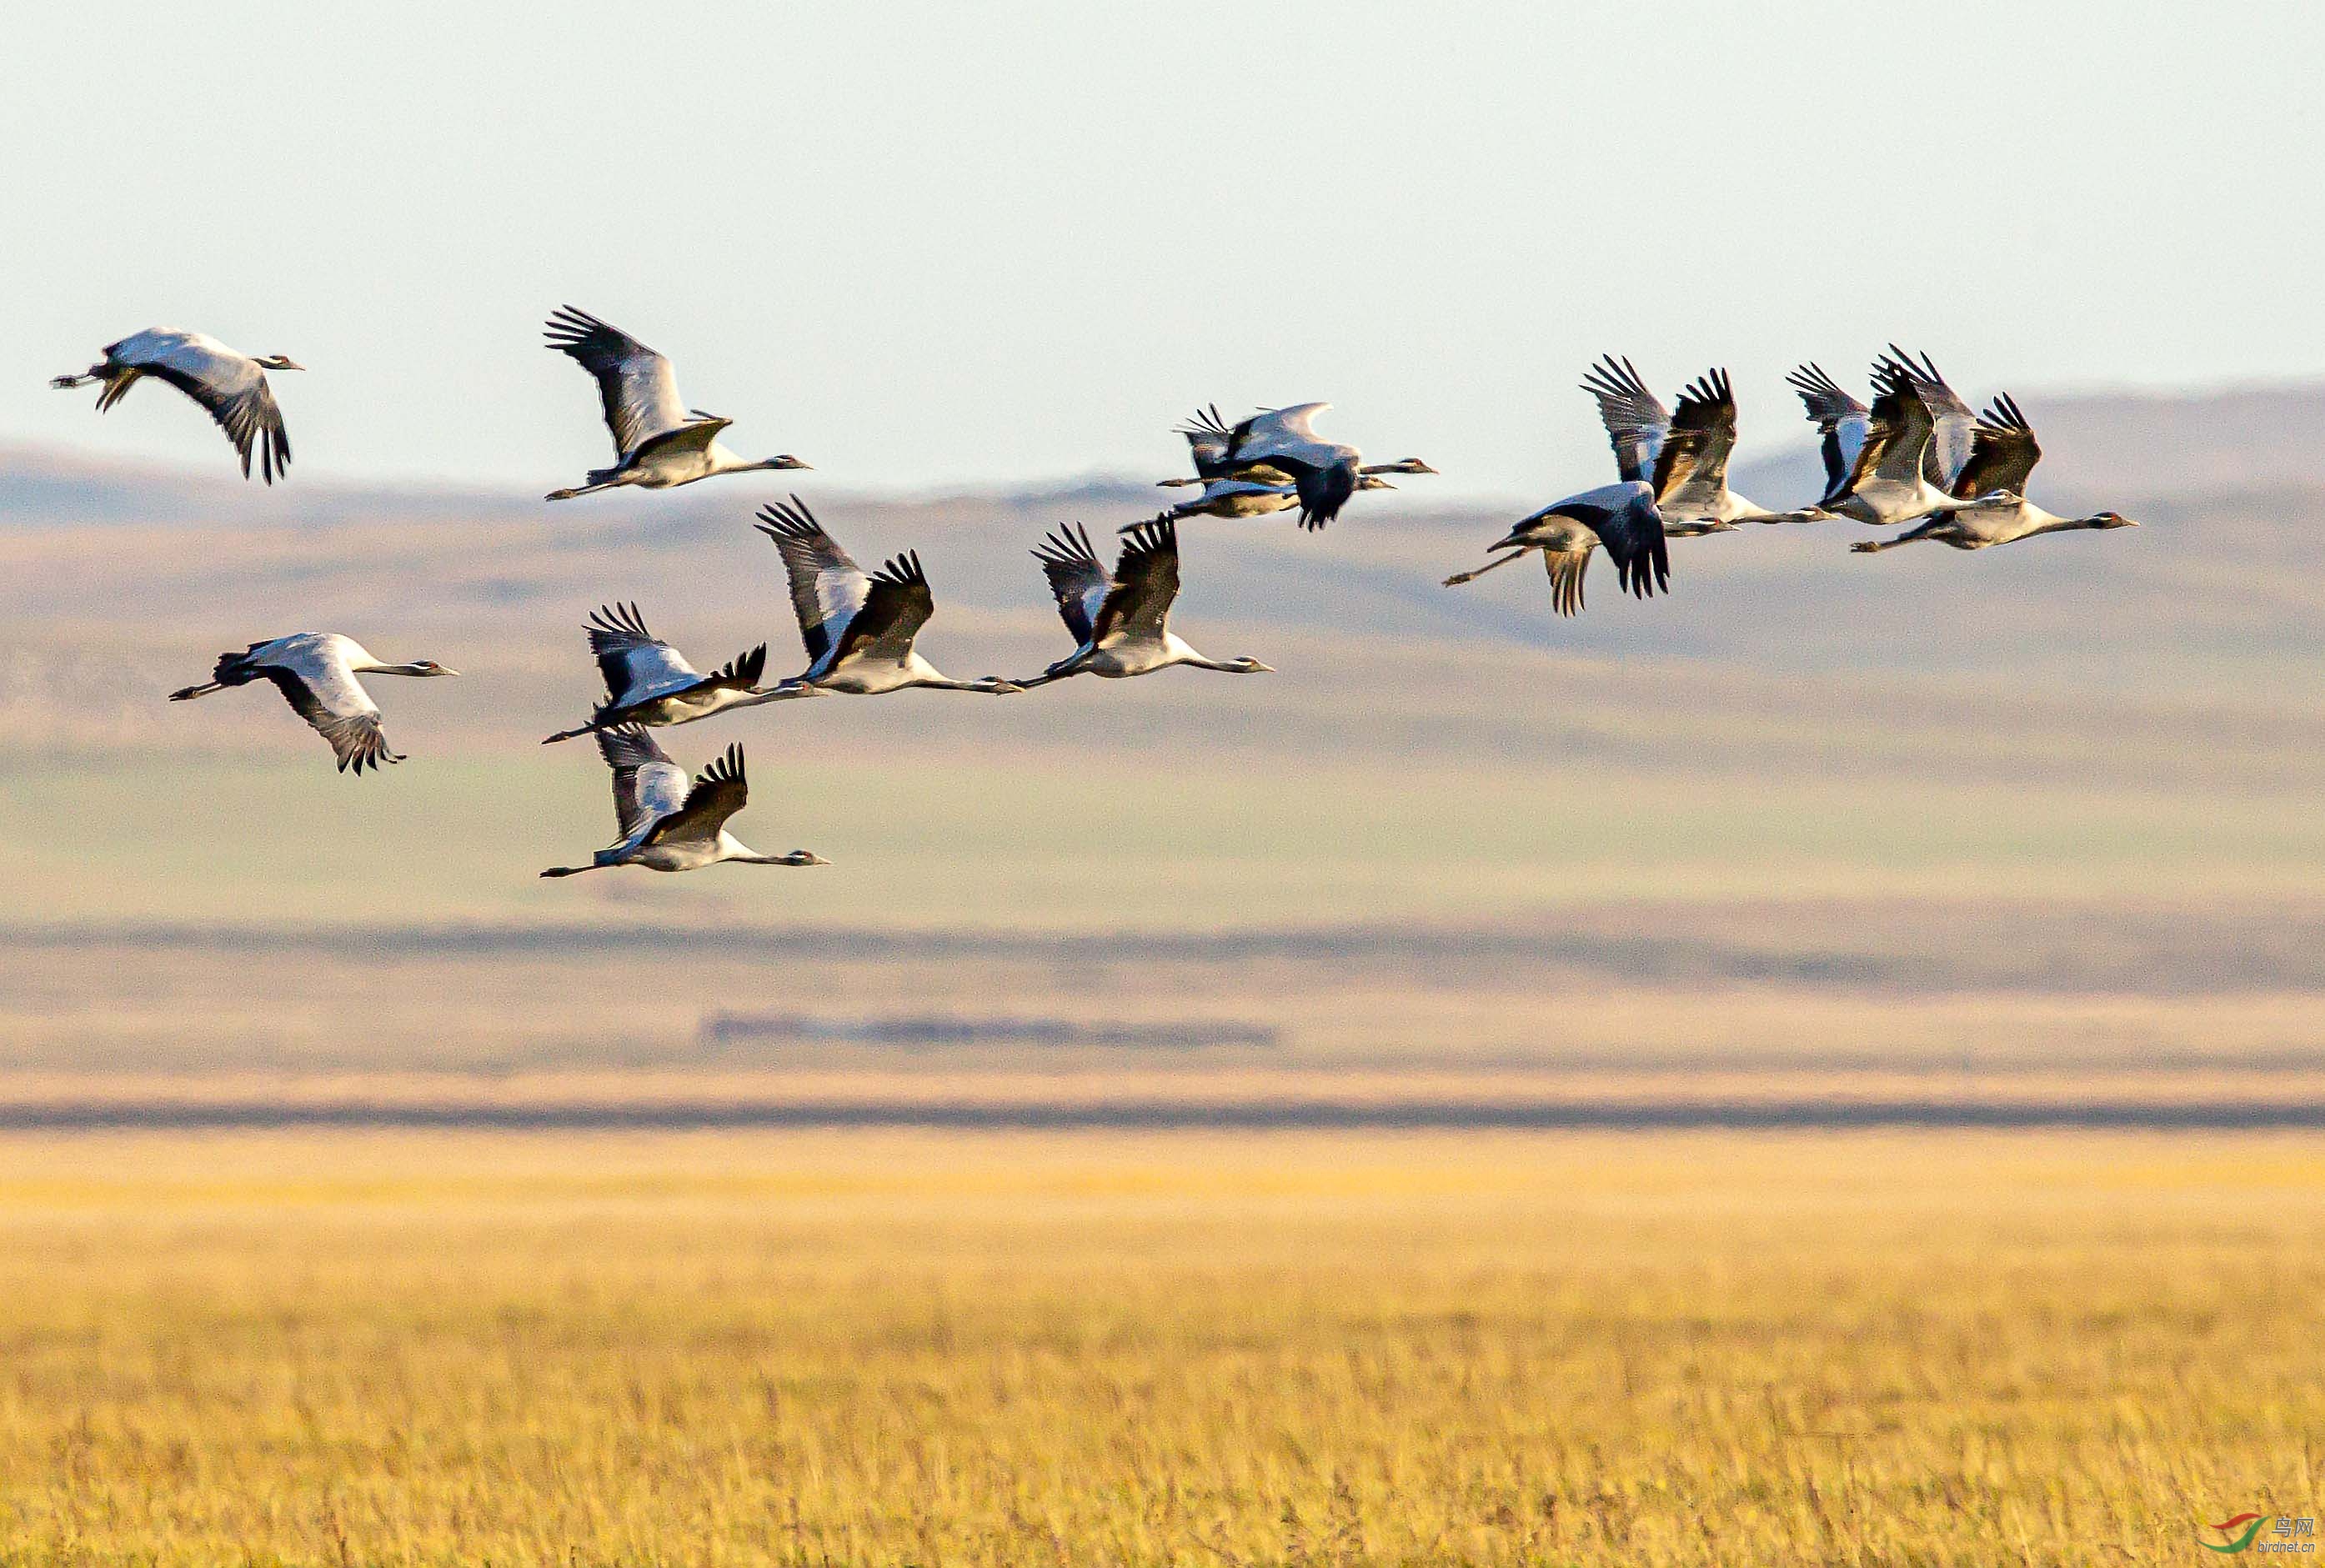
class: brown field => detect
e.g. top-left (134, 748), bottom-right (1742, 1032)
top-left (0, 1130), bottom-right (2319, 1566)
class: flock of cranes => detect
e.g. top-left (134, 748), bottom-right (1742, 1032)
top-left (1441, 348), bottom-right (2137, 610)
top-left (49, 314), bottom-right (2138, 878)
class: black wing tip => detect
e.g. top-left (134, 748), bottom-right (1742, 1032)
top-left (1579, 353), bottom-right (1653, 403)
top-left (1872, 345), bottom-right (1960, 405)
top-left (753, 494), bottom-right (824, 540)
top-left (1677, 366), bottom-right (1734, 408)
top-left (710, 643), bottom-right (769, 686)
top-left (702, 742), bottom-right (748, 790)
top-left (1885, 343), bottom-right (1948, 387)
top-left (586, 600), bottom-right (654, 637)
top-left (1032, 523), bottom-right (1101, 569)
top-left (544, 304), bottom-right (610, 338)
top-left (870, 550), bottom-right (928, 589)
top-left (1175, 403), bottom-right (1235, 439)
top-left (1119, 515), bottom-right (1177, 556)
top-left (1870, 356), bottom-right (1920, 402)
top-left (1787, 362), bottom-right (1855, 401)
top-left (338, 742), bottom-right (404, 776)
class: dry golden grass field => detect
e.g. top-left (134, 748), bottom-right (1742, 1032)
top-left (0, 1129), bottom-right (2319, 1567)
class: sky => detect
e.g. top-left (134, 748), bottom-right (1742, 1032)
top-left (5, 2), bottom-right (2322, 500)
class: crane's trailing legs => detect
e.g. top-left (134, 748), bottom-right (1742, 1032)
top-left (1851, 521), bottom-right (1947, 554)
top-left (1443, 552), bottom-right (1529, 587)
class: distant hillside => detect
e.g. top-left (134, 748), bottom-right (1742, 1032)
top-left (9, 381), bottom-right (2325, 528)
top-left (0, 442), bottom-right (1166, 534)
top-left (0, 443), bottom-right (519, 529)
top-left (4, 381), bottom-right (2323, 699)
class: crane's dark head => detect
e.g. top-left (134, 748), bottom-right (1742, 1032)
top-left (775, 850), bottom-right (830, 867)
top-left (971, 676), bottom-right (1027, 694)
top-left (2087, 510), bottom-right (2139, 529)
top-left (1225, 657), bottom-right (1274, 674)
top-left (408, 659), bottom-right (458, 677)
top-left (1356, 475), bottom-right (1397, 492)
top-left (1364, 458), bottom-right (1438, 476)
top-left (758, 455), bottom-right (812, 472)
top-left (258, 355), bottom-right (306, 372)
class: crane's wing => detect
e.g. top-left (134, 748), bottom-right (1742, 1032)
top-left (1883, 346), bottom-right (1976, 487)
top-left (596, 724), bottom-right (688, 841)
top-left (646, 743), bottom-right (751, 846)
top-left (754, 496), bottom-right (869, 665)
top-left (544, 307), bottom-right (690, 458)
top-left (1544, 485), bottom-right (1667, 599)
top-left (1094, 517), bottom-right (1180, 644)
top-left (1579, 355), bottom-right (1671, 485)
top-left (1599, 492), bottom-right (1670, 599)
top-left (1175, 404), bottom-right (1238, 477)
top-left (125, 335), bottom-right (293, 484)
top-left (1952, 393), bottom-right (2043, 498)
top-left (1031, 524), bottom-right (1114, 645)
top-left (831, 553), bottom-right (936, 667)
top-left (246, 638), bottom-right (398, 774)
top-left (1862, 359), bottom-right (1938, 488)
top-left (1290, 461), bottom-right (1359, 530)
top-left (1543, 549), bottom-right (1591, 618)
top-left (1653, 368), bottom-right (1739, 508)
top-left (1225, 402), bottom-right (1332, 463)
top-left (628, 415), bottom-right (734, 464)
top-left (585, 602), bottom-right (704, 704)
top-left (1787, 364), bottom-right (1871, 502)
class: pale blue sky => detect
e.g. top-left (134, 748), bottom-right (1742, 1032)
top-left (5, 3), bottom-right (2319, 498)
